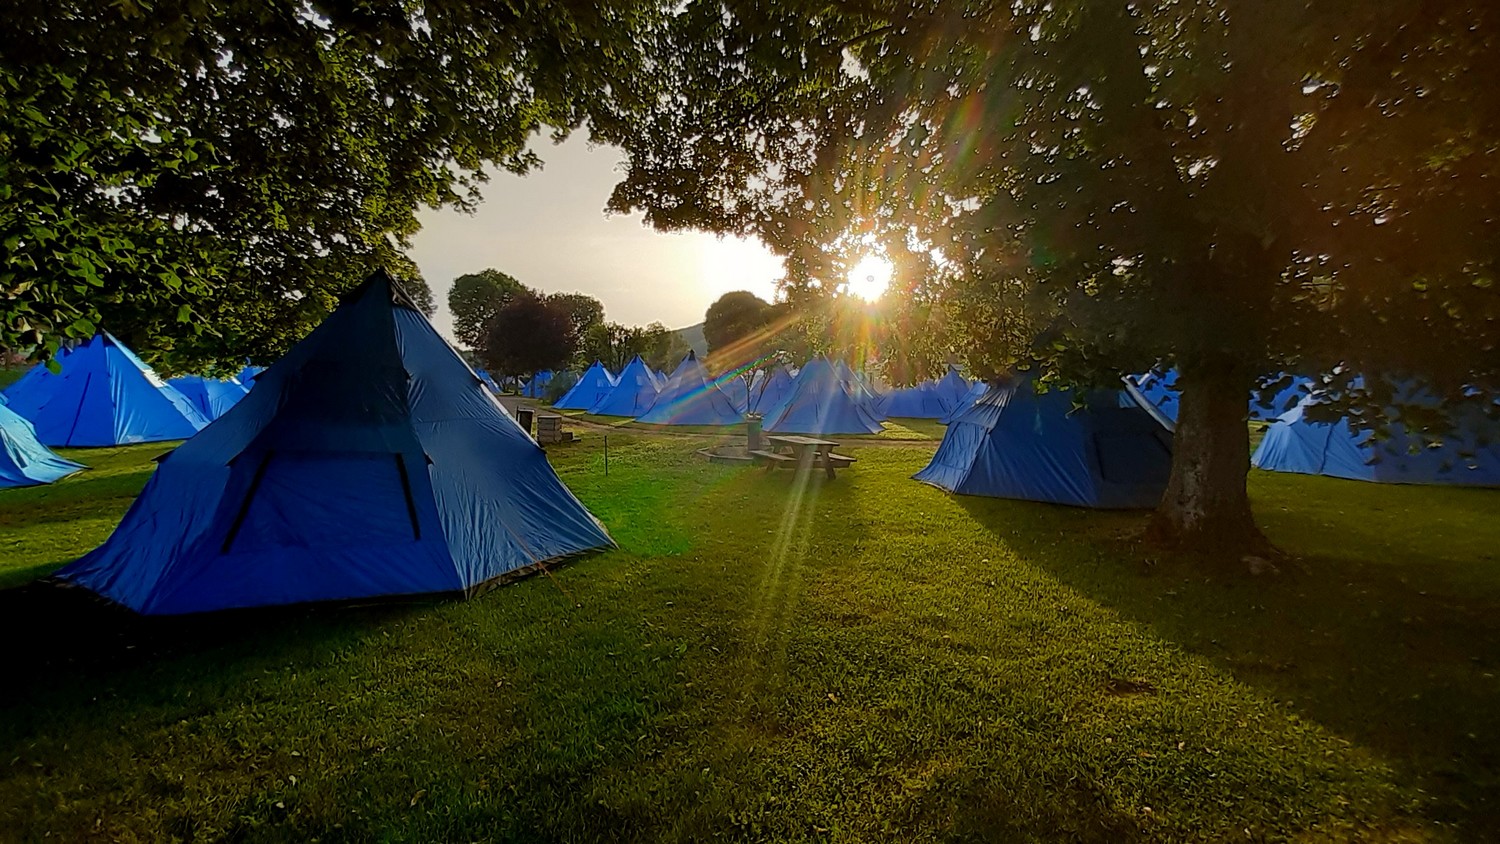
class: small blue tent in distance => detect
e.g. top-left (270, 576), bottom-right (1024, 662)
top-left (1132, 368), bottom-right (1314, 423)
top-left (169, 375), bottom-right (250, 421)
top-left (761, 357), bottom-right (884, 435)
top-left (1252, 389), bottom-right (1500, 486)
top-left (0, 403), bottom-right (86, 488)
top-left (915, 376), bottom-right (1174, 508)
top-left (521, 370), bottom-right (555, 398)
top-left (750, 365), bottom-right (796, 414)
top-left (553, 361), bottom-right (617, 410)
top-left (4, 332), bottom-right (209, 446)
top-left (55, 271), bottom-right (614, 615)
top-left (879, 381), bottom-right (950, 419)
top-left (939, 380), bottom-right (987, 424)
top-left (636, 351), bottom-right (744, 425)
top-left (933, 365), bottom-right (973, 409)
top-left (588, 355), bottom-right (662, 417)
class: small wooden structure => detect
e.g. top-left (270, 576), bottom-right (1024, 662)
top-left (534, 413), bottom-right (576, 445)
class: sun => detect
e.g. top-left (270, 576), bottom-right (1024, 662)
top-left (846, 254), bottom-right (894, 301)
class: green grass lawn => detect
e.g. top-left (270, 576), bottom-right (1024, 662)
top-left (1, 437), bottom-right (1497, 841)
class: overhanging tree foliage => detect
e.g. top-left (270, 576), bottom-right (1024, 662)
top-left (1, 0), bottom-right (659, 369)
top-left (603, 0), bottom-right (1500, 552)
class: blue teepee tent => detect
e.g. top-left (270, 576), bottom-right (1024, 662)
top-left (55, 271), bottom-right (614, 615)
top-left (878, 381), bottom-right (950, 418)
top-left (0, 403), bottom-right (85, 488)
top-left (637, 351), bottom-right (744, 425)
top-left (749, 365), bottom-right (796, 414)
top-left (236, 364), bottom-right (265, 385)
top-left (553, 362), bottom-right (617, 410)
top-left (4, 333), bottom-right (209, 446)
top-left (1132, 368), bottom-right (1315, 423)
top-left (588, 356), bottom-right (663, 417)
top-left (933, 366), bottom-right (974, 410)
top-left (1252, 390), bottom-right (1500, 486)
top-left (761, 357), bottom-right (884, 435)
top-left (521, 370), bottom-right (555, 399)
top-left (169, 375), bottom-right (250, 421)
top-left (915, 377), bottom-right (1174, 508)
top-left (939, 380), bottom-right (987, 424)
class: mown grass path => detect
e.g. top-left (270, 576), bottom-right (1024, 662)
top-left (0, 435), bottom-right (1496, 841)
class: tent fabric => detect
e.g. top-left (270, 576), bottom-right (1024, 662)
top-left (1252, 392), bottom-right (1500, 486)
top-left (588, 356), bottom-right (663, 417)
top-left (878, 381), bottom-right (950, 418)
top-left (474, 369), bottom-right (502, 394)
top-left (760, 357), bottom-right (884, 435)
top-left (933, 366), bottom-right (974, 410)
top-left (521, 370), bottom-right (554, 398)
top-left (749, 365), bottom-right (796, 414)
top-left (636, 352), bottom-right (744, 425)
top-left (3, 333), bottom-right (210, 446)
top-left (55, 271), bottom-right (614, 615)
top-left (169, 375), bottom-right (250, 421)
top-left (914, 377), bottom-right (1174, 508)
top-left (236, 364), bottom-right (265, 385)
top-left (553, 362), bottom-right (618, 410)
top-left (715, 372), bottom-right (753, 414)
top-left (939, 381), bottom-right (988, 424)
top-left (0, 403), bottom-right (86, 488)
top-left (1132, 368), bottom-right (1316, 423)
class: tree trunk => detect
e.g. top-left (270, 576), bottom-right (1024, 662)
top-left (1146, 360), bottom-right (1270, 555)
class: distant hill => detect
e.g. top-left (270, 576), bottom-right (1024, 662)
top-left (674, 322), bottom-right (707, 357)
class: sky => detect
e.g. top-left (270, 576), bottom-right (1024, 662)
top-left (408, 135), bottom-right (785, 342)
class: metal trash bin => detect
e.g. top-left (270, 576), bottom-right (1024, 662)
top-left (516, 407), bottom-right (535, 435)
top-left (746, 413), bottom-right (763, 452)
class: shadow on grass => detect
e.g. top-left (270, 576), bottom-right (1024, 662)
top-left (951, 491), bottom-right (1500, 840)
top-left (0, 580), bottom-right (432, 714)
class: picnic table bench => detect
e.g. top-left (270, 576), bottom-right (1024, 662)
top-left (750, 435), bottom-right (857, 479)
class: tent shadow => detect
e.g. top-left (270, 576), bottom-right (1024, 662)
top-left (0, 578), bottom-right (434, 711)
top-left (949, 493), bottom-right (1500, 836)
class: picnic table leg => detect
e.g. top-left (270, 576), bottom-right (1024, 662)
top-left (822, 448), bottom-right (836, 480)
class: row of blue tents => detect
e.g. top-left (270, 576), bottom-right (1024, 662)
top-left (0, 335), bottom-right (271, 489)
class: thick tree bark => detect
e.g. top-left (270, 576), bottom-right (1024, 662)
top-left (1146, 360), bottom-right (1270, 555)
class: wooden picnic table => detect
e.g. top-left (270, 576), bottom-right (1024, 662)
top-left (751, 434), bottom-right (856, 479)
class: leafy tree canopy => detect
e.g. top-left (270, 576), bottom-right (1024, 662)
top-left (482, 293), bottom-right (579, 378)
top-left (546, 292), bottom-right (607, 343)
top-left (1, 0), bottom-right (660, 368)
top-left (448, 269), bottom-right (528, 351)
top-left (603, 0), bottom-right (1500, 551)
top-left (704, 290), bottom-right (774, 366)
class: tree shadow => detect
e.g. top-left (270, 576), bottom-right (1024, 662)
top-left (951, 492), bottom-right (1500, 838)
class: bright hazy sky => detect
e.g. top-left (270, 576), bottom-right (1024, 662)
top-left (408, 135), bottom-right (785, 342)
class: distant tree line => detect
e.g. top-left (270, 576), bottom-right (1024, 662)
top-left (446, 268), bottom-right (686, 381)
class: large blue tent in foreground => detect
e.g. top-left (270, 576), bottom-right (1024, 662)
top-left (0, 404), bottom-right (85, 488)
top-left (636, 351), bottom-right (743, 425)
top-left (4, 332), bottom-right (209, 446)
top-left (1253, 391), bottom-right (1500, 486)
top-left (553, 361), bottom-right (617, 410)
top-left (915, 377), bottom-right (1174, 508)
top-left (56, 271), bottom-right (614, 615)
top-left (761, 357), bottom-right (884, 435)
